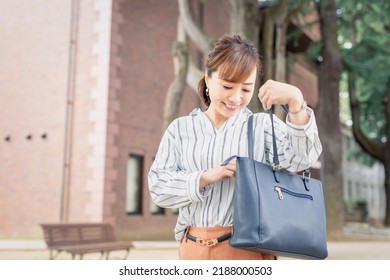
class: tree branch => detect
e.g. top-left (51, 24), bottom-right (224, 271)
top-left (348, 72), bottom-right (384, 161)
top-left (163, 17), bottom-right (189, 129)
top-left (178, 0), bottom-right (214, 53)
top-left (186, 60), bottom-right (203, 93)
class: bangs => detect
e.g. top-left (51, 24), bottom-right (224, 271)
top-left (218, 53), bottom-right (257, 83)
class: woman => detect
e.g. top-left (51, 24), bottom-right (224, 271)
top-left (148, 34), bottom-right (322, 260)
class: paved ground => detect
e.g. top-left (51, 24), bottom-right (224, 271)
top-left (1, 239), bottom-right (390, 260)
top-left (1, 224), bottom-right (390, 260)
top-left (0, 241), bottom-right (179, 260)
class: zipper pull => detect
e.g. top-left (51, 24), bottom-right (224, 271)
top-left (274, 186), bottom-right (284, 200)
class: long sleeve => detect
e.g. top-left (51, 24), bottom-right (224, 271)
top-left (148, 119), bottom-right (207, 209)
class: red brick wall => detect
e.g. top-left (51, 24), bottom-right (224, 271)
top-left (0, 0), bottom-right (73, 237)
top-left (111, 0), bottom-right (231, 240)
top-left (287, 53), bottom-right (319, 108)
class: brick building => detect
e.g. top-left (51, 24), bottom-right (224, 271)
top-left (0, 0), bottom-right (319, 240)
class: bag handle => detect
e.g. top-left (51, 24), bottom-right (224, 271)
top-left (223, 105), bottom-right (288, 166)
top-left (248, 105), bottom-right (309, 172)
top-left (247, 105), bottom-right (312, 189)
top-left (268, 106), bottom-right (280, 168)
top-left (248, 105), bottom-right (286, 168)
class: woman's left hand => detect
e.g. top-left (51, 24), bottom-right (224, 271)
top-left (258, 79), bottom-right (303, 111)
top-left (258, 79), bottom-right (309, 125)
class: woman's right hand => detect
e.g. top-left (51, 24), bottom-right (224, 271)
top-left (199, 159), bottom-right (236, 189)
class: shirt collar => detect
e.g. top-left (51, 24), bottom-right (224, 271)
top-left (189, 108), bottom-right (252, 133)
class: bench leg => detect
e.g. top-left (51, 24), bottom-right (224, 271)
top-left (49, 250), bottom-right (54, 260)
top-left (49, 249), bottom-right (61, 260)
top-left (105, 250), bottom-right (129, 260)
top-left (123, 249), bottom-right (130, 260)
top-left (72, 254), bottom-right (84, 260)
top-left (104, 250), bottom-right (128, 260)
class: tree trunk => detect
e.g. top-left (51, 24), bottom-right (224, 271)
top-left (383, 79), bottom-right (390, 226)
top-left (261, 13), bottom-right (274, 83)
top-left (230, 0), bottom-right (260, 46)
top-left (316, 0), bottom-right (344, 235)
top-left (274, 20), bottom-right (287, 83)
top-left (163, 18), bottom-right (189, 129)
top-left (384, 152), bottom-right (390, 225)
top-left (258, 1), bottom-right (285, 114)
top-left (230, 0), bottom-right (262, 112)
top-left (274, 8), bottom-right (288, 119)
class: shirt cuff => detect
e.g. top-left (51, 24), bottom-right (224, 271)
top-left (188, 171), bottom-right (209, 203)
top-left (285, 107), bottom-right (316, 138)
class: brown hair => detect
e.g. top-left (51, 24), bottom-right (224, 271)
top-left (198, 34), bottom-right (261, 107)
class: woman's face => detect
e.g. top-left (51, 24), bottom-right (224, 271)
top-left (205, 67), bottom-right (256, 121)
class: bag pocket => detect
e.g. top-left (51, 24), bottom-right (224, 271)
top-left (274, 186), bottom-right (313, 201)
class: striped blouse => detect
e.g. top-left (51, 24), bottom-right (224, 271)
top-left (148, 107), bottom-right (322, 242)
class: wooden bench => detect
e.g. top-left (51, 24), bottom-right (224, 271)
top-left (40, 223), bottom-right (133, 260)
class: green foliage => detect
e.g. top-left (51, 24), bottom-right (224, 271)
top-left (338, 0), bottom-right (390, 144)
top-left (344, 147), bottom-right (375, 167)
top-left (306, 40), bottom-right (322, 62)
top-left (354, 198), bottom-right (368, 222)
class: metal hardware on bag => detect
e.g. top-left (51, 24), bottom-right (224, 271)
top-left (274, 186), bottom-right (284, 200)
top-left (302, 171), bottom-right (311, 180)
top-left (196, 238), bottom-right (218, 247)
top-left (272, 163), bottom-right (282, 171)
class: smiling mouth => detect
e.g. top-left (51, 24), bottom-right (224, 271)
top-left (225, 104), bottom-right (239, 110)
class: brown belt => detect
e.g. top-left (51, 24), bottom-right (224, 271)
top-left (186, 232), bottom-right (232, 247)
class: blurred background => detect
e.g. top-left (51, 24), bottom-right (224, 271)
top-left (1, 0), bottom-right (390, 248)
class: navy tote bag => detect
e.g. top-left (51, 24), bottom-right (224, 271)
top-left (228, 108), bottom-right (328, 260)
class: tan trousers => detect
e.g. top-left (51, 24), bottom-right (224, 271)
top-left (179, 226), bottom-right (276, 260)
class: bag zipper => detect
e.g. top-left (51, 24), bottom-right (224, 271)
top-left (274, 186), bottom-right (313, 201)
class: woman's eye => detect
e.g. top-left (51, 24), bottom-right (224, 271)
top-left (243, 89), bottom-right (251, 93)
top-left (223, 85), bottom-right (232, 90)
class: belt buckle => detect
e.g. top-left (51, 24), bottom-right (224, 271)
top-left (196, 238), bottom-right (218, 247)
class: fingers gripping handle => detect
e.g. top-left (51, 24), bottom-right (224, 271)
top-left (220, 155), bottom-right (238, 166)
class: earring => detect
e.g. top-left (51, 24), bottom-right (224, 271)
top-left (206, 88), bottom-right (209, 97)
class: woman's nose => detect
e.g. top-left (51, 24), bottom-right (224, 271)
top-left (229, 89), bottom-right (241, 103)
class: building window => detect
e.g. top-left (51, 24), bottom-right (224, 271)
top-left (356, 182), bottom-right (361, 198)
top-left (348, 180), bottom-right (352, 201)
top-left (126, 154), bottom-right (143, 214)
top-left (371, 185), bottom-right (375, 206)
